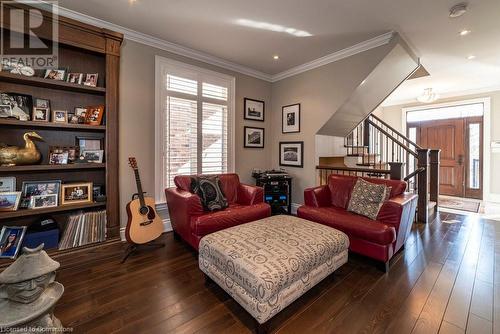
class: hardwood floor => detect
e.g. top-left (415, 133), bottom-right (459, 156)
top-left (53, 212), bottom-right (500, 333)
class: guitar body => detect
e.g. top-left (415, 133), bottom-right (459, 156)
top-left (125, 196), bottom-right (163, 245)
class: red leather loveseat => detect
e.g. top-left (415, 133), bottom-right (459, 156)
top-left (297, 175), bottom-right (417, 271)
top-left (165, 173), bottom-right (271, 250)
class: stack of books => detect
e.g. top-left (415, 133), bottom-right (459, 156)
top-left (59, 210), bottom-right (107, 250)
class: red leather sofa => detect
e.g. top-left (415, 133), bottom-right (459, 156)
top-left (297, 175), bottom-right (418, 271)
top-left (165, 173), bottom-right (271, 250)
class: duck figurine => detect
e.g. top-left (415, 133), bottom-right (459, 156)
top-left (0, 132), bottom-right (44, 166)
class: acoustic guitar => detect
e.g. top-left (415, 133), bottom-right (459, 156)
top-left (125, 157), bottom-right (163, 244)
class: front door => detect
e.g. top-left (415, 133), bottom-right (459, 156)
top-left (410, 117), bottom-right (483, 199)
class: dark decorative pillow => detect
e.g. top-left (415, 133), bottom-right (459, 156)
top-left (347, 178), bottom-right (388, 220)
top-left (191, 176), bottom-right (228, 212)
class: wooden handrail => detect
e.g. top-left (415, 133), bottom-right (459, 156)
top-left (316, 165), bottom-right (390, 175)
top-left (370, 114), bottom-right (422, 150)
top-left (366, 119), bottom-right (418, 158)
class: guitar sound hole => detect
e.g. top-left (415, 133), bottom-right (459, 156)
top-left (139, 206), bottom-right (149, 215)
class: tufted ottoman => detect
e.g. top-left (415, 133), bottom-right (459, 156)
top-left (199, 215), bottom-right (349, 326)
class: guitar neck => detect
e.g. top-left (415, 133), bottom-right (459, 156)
top-left (134, 169), bottom-right (146, 207)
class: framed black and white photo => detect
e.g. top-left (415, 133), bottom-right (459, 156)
top-left (0, 226), bottom-right (27, 259)
top-left (279, 141), bottom-right (304, 168)
top-left (0, 92), bottom-right (32, 121)
top-left (244, 126), bottom-right (264, 148)
top-left (21, 180), bottom-right (61, 208)
top-left (82, 150), bottom-right (104, 163)
top-left (33, 107), bottom-right (49, 122)
top-left (0, 177), bottom-right (16, 192)
top-left (244, 98), bottom-right (265, 121)
top-left (282, 103), bottom-right (301, 133)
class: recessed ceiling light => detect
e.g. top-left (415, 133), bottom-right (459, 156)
top-left (449, 3), bottom-right (468, 18)
top-left (459, 29), bottom-right (471, 36)
top-left (467, 55), bottom-right (476, 60)
top-left (129, 0), bottom-right (137, 4)
top-left (273, 55), bottom-right (279, 60)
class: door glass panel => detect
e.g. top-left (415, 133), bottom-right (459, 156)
top-left (468, 123), bottom-right (480, 189)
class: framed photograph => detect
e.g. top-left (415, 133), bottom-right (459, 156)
top-left (76, 136), bottom-right (104, 150)
top-left (244, 126), bottom-right (264, 148)
top-left (244, 98), bottom-right (265, 122)
top-left (85, 105), bottom-right (104, 125)
top-left (0, 104), bottom-right (12, 118)
top-left (34, 98), bottom-right (50, 109)
top-left (52, 110), bottom-right (67, 123)
top-left (68, 113), bottom-right (79, 124)
top-left (0, 192), bottom-right (22, 211)
top-left (66, 73), bottom-right (83, 84)
top-left (21, 181), bottom-right (61, 208)
top-left (49, 151), bottom-right (69, 165)
top-left (74, 107), bottom-right (87, 124)
top-left (0, 226), bottom-right (27, 259)
top-left (0, 177), bottom-right (16, 192)
top-left (282, 103), bottom-right (301, 133)
top-left (44, 69), bottom-right (66, 81)
top-left (81, 150), bottom-right (104, 163)
top-left (30, 194), bottom-right (58, 209)
top-left (279, 141), bottom-right (304, 168)
top-left (61, 182), bottom-right (93, 205)
top-left (33, 107), bottom-right (49, 122)
top-left (83, 73), bottom-right (98, 87)
top-left (0, 92), bottom-right (32, 121)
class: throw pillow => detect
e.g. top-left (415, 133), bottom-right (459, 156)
top-left (191, 176), bottom-right (228, 212)
top-left (347, 178), bottom-right (388, 220)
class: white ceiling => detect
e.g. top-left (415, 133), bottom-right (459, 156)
top-left (58, 0), bottom-right (500, 103)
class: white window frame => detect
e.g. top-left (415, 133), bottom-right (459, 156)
top-left (402, 97), bottom-right (491, 201)
top-left (154, 56), bottom-right (236, 204)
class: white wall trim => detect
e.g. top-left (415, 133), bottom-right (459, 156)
top-left (291, 203), bottom-right (301, 215)
top-left (401, 97), bottom-right (492, 201)
top-left (271, 31), bottom-right (394, 82)
top-left (37, 2), bottom-right (394, 83)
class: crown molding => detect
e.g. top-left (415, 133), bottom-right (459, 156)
top-left (33, 2), bottom-right (394, 83)
top-left (382, 85), bottom-right (500, 107)
top-left (270, 31), bottom-right (394, 82)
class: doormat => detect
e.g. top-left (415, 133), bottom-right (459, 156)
top-left (439, 197), bottom-right (480, 213)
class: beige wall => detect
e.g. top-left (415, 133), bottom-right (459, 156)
top-left (270, 44), bottom-right (393, 203)
top-left (119, 40), bottom-right (272, 227)
top-left (379, 91), bottom-right (500, 196)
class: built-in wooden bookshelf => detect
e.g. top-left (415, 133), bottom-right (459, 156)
top-left (0, 3), bottom-right (123, 266)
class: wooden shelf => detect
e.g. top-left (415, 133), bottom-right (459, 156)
top-left (0, 72), bottom-right (106, 95)
top-left (0, 202), bottom-right (106, 220)
top-left (0, 118), bottom-right (106, 131)
top-left (0, 163), bottom-right (105, 172)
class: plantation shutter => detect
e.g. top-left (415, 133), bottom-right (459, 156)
top-left (161, 60), bottom-right (233, 190)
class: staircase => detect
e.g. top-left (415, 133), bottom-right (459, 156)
top-left (318, 114), bottom-right (439, 224)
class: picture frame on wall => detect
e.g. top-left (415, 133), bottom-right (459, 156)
top-left (282, 103), bottom-right (301, 133)
top-left (244, 98), bottom-right (265, 122)
top-left (279, 141), bottom-right (304, 168)
top-left (244, 126), bottom-right (264, 148)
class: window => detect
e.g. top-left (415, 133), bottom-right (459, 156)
top-left (155, 57), bottom-right (235, 202)
top-left (406, 102), bottom-right (483, 123)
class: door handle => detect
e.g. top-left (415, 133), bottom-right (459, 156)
top-left (458, 155), bottom-right (464, 165)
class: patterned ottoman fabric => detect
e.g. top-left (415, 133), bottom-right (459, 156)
top-left (199, 215), bottom-right (349, 324)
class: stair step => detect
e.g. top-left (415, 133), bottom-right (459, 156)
top-left (347, 153), bottom-right (380, 158)
top-left (344, 145), bottom-right (369, 148)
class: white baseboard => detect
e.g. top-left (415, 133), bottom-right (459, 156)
top-left (487, 194), bottom-right (500, 203)
top-left (291, 203), bottom-right (301, 215)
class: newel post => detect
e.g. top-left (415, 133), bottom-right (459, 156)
top-left (416, 149), bottom-right (430, 224)
top-left (388, 162), bottom-right (404, 180)
top-left (429, 150), bottom-right (441, 205)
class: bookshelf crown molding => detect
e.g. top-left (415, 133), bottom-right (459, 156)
top-left (35, 2), bottom-right (394, 83)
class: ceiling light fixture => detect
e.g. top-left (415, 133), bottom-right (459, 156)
top-left (273, 55), bottom-right (279, 60)
top-left (449, 3), bottom-right (468, 18)
top-left (417, 88), bottom-right (440, 103)
top-left (467, 55), bottom-right (476, 60)
top-left (459, 29), bottom-right (471, 36)
top-left (235, 19), bottom-right (312, 37)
